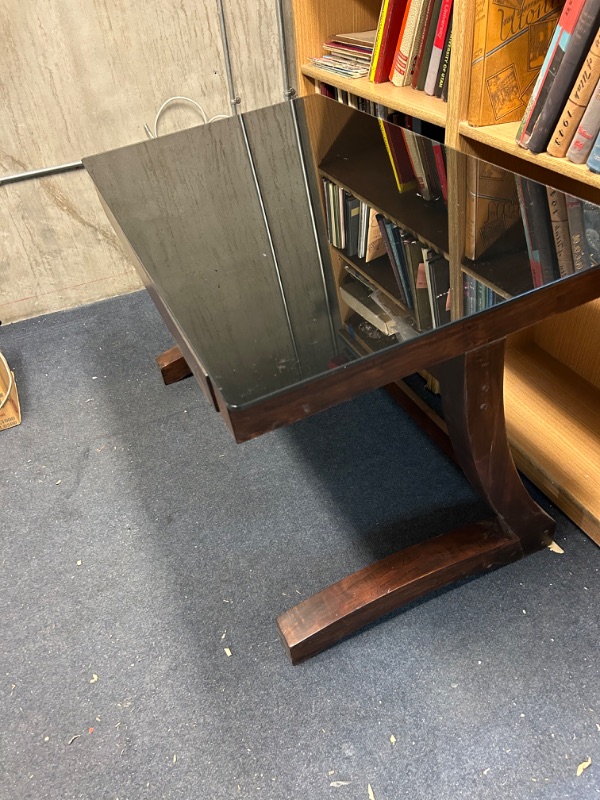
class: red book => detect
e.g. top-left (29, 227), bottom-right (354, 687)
top-left (370, 0), bottom-right (410, 82)
top-left (431, 142), bottom-right (447, 202)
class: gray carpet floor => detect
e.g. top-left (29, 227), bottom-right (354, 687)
top-left (1, 290), bottom-right (599, 800)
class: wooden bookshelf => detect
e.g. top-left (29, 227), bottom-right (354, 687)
top-left (302, 64), bottom-right (448, 127)
top-left (459, 121), bottom-right (600, 195)
top-left (288, 0), bottom-right (600, 547)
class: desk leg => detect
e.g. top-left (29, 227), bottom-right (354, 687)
top-left (155, 346), bottom-right (192, 385)
top-left (277, 340), bottom-right (555, 664)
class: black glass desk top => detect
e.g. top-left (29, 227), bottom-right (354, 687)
top-left (84, 95), bottom-right (600, 441)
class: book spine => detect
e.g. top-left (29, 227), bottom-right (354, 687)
top-left (583, 200), bottom-right (600, 265)
top-left (516, 176), bottom-right (544, 286)
top-left (370, 0), bottom-right (391, 81)
top-left (518, 0), bottom-right (588, 146)
top-left (378, 119), bottom-right (417, 191)
top-left (416, 0), bottom-right (444, 90)
top-left (411, 0), bottom-right (438, 88)
top-left (587, 130), bottom-right (600, 170)
top-left (424, 0), bottom-right (453, 95)
top-left (379, 118), bottom-right (403, 191)
top-left (401, 129), bottom-right (432, 199)
top-left (435, 22), bottom-right (453, 98)
top-left (391, 0), bottom-right (429, 86)
top-left (547, 27), bottom-right (600, 157)
top-left (567, 77), bottom-right (600, 161)
top-left (466, 0), bottom-right (491, 125)
top-left (566, 194), bottom-right (588, 270)
top-left (390, 226), bottom-right (415, 307)
top-left (546, 187), bottom-right (575, 275)
top-left (464, 157), bottom-right (478, 261)
top-left (377, 216), bottom-right (410, 307)
top-left (431, 142), bottom-right (448, 201)
top-left (527, 1), bottom-right (600, 154)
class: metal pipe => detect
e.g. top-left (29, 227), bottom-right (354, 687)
top-left (276, 0), bottom-right (296, 100)
top-left (0, 160), bottom-right (84, 187)
top-left (216, 0), bottom-right (241, 112)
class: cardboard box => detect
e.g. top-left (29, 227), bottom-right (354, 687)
top-left (0, 352), bottom-right (21, 431)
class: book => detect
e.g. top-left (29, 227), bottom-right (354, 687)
top-left (566, 194), bottom-right (588, 269)
top-left (378, 119), bottom-right (418, 191)
top-left (365, 207), bottom-right (388, 262)
top-left (435, 20), bottom-right (453, 99)
top-left (424, 0), bottom-right (453, 95)
top-left (546, 187), bottom-right (575, 275)
top-left (526, 1), bottom-right (600, 153)
top-left (370, 0), bottom-right (410, 82)
top-left (587, 129), bottom-right (600, 169)
top-left (312, 31), bottom-right (375, 78)
top-left (390, 224), bottom-right (415, 307)
top-left (411, 0), bottom-right (441, 89)
top-left (343, 192), bottom-right (361, 257)
top-left (390, 0), bottom-right (430, 86)
top-left (583, 200), bottom-right (600, 265)
top-left (401, 128), bottom-right (433, 199)
top-left (423, 251), bottom-right (451, 326)
top-left (431, 142), bottom-right (448, 201)
top-left (517, 0), bottom-right (588, 146)
top-left (376, 215), bottom-right (411, 307)
top-left (567, 76), bottom-right (600, 160)
top-left (403, 237), bottom-right (434, 329)
top-left (547, 28), bottom-right (600, 157)
top-left (516, 176), bottom-right (559, 286)
top-left (468, 0), bottom-right (562, 126)
top-left (465, 160), bottom-right (521, 260)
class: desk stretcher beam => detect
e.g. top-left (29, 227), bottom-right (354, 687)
top-left (278, 339), bottom-right (555, 664)
top-left (277, 521), bottom-right (522, 664)
top-left (155, 345), bottom-right (193, 385)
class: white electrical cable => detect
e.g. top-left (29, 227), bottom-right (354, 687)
top-left (144, 96), bottom-right (230, 139)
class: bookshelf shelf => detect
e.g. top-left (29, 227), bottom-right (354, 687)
top-left (301, 64), bottom-right (448, 127)
top-left (459, 121), bottom-right (600, 194)
top-left (334, 249), bottom-right (406, 306)
top-left (505, 343), bottom-right (600, 546)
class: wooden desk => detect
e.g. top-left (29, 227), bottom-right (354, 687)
top-left (85, 96), bottom-right (600, 664)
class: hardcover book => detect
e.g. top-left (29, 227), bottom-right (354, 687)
top-left (371, 0), bottom-right (410, 82)
top-left (547, 27), bottom-right (600, 156)
top-left (567, 75), bottom-right (600, 160)
top-left (566, 194), bottom-right (588, 269)
top-left (467, 0), bottom-right (563, 127)
top-left (390, 0), bottom-right (431, 85)
top-left (546, 187), bottom-right (575, 275)
top-left (517, 0), bottom-right (587, 146)
top-left (424, 0), bottom-right (453, 95)
top-left (465, 161), bottom-right (521, 260)
top-left (412, 0), bottom-right (442, 89)
top-left (526, 0), bottom-right (600, 153)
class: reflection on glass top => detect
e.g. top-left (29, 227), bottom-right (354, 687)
top-left (84, 94), bottom-right (600, 408)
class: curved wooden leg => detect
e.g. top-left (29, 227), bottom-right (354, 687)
top-left (277, 340), bottom-right (555, 664)
top-left (436, 339), bottom-right (555, 554)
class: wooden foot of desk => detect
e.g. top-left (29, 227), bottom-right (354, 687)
top-left (278, 340), bottom-right (555, 664)
top-left (277, 520), bottom-right (521, 664)
top-left (156, 346), bottom-right (192, 385)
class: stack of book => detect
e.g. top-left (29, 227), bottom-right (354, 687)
top-left (514, 0), bottom-right (600, 174)
top-left (517, 178), bottom-right (600, 280)
top-left (463, 275), bottom-right (504, 315)
top-left (321, 177), bottom-right (451, 332)
top-left (311, 0), bottom-right (455, 100)
top-left (382, 0), bottom-right (454, 100)
top-left (309, 31), bottom-right (375, 78)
